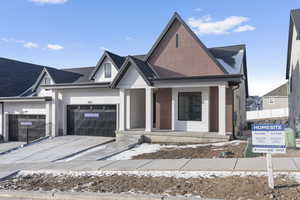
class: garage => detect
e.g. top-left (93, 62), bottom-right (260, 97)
top-left (67, 104), bottom-right (117, 137)
top-left (8, 114), bottom-right (46, 142)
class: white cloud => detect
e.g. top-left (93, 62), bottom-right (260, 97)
top-left (24, 42), bottom-right (39, 48)
top-left (125, 36), bottom-right (135, 41)
top-left (187, 15), bottom-right (255, 35)
top-left (47, 44), bottom-right (64, 50)
top-left (29, 0), bottom-right (68, 4)
top-left (234, 25), bottom-right (256, 32)
top-left (193, 8), bottom-right (203, 12)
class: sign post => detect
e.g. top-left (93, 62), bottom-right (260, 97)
top-left (252, 124), bottom-right (286, 189)
top-left (20, 121), bottom-right (33, 144)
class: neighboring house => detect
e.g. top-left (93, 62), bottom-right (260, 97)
top-left (246, 96), bottom-right (262, 111)
top-left (0, 12), bottom-right (249, 142)
top-left (262, 83), bottom-right (288, 110)
top-left (286, 9), bottom-right (300, 133)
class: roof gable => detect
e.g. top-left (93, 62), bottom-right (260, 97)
top-left (89, 51), bottom-right (125, 80)
top-left (111, 56), bottom-right (155, 88)
top-left (263, 83), bottom-right (288, 97)
top-left (144, 12), bottom-right (227, 77)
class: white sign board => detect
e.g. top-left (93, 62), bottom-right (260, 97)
top-left (84, 113), bottom-right (99, 118)
top-left (20, 121), bottom-right (33, 126)
top-left (252, 124), bottom-right (286, 154)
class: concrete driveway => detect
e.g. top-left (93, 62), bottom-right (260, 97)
top-left (0, 136), bottom-right (114, 164)
top-left (0, 142), bottom-right (25, 154)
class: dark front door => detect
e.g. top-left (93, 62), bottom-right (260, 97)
top-left (67, 104), bottom-right (116, 137)
top-left (8, 114), bottom-right (46, 142)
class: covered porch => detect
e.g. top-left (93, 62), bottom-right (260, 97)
top-left (118, 83), bottom-right (233, 138)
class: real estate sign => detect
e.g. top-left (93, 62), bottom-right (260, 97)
top-left (252, 124), bottom-right (286, 154)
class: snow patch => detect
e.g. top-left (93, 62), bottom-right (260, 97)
top-left (217, 49), bottom-right (244, 74)
top-left (18, 170), bottom-right (300, 181)
top-left (106, 140), bottom-right (246, 160)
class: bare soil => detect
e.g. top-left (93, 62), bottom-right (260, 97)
top-left (273, 147), bottom-right (300, 157)
top-left (132, 143), bottom-right (247, 159)
top-left (1, 174), bottom-right (300, 200)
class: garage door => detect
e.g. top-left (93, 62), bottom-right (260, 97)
top-left (67, 105), bottom-right (117, 137)
top-left (8, 114), bottom-right (46, 142)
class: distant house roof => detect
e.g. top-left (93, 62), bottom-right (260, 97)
top-left (286, 9), bottom-right (300, 79)
top-left (263, 83), bottom-right (288, 97)
top-left (0, 57), bottom-right (45, 97)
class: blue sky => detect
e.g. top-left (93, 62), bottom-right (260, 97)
top-left (0, 0), bottom-right (298, 96)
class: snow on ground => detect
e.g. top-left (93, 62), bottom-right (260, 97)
top-left (106, 140), bottom-right (246, 160)
top-left (18, 169), bottom-right (300, 181)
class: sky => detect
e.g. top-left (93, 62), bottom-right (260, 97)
top-left (0, 0), bottom-right (298, 96)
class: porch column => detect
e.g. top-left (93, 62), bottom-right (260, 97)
top-left (45, 100), bottom-right (52, 137)
top-left (119, 89), bottom-right (126, 131)
top-left (51, 90), bottom-right (59, 137)
top-left (126, 90), bottom-right (131, 130)
top-left (218, 85), bottom-right (226, 135)
top-left (145, 88), bottom-right (153, 132)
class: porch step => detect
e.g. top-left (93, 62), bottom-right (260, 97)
top-left (116, 131), bottom-right (230, 144)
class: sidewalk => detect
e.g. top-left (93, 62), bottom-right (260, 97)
top-left (1, 157), bottom-right (300, 180)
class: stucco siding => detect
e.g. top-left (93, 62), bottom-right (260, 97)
top-left (148, 19), bottom-right (224, 77)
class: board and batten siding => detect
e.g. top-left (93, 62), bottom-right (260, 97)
top-left (172, 87), bottom-right (209, 132)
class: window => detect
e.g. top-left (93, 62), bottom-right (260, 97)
top-left (176, 33), bottom-right (179, 48)
top-left (178, 92), bottom-right (202, 121)
top-left (269, 97), bottom-right (275, 104)
top-left (104, 63), bottom-right (111, 78)
top-left (44, 77), bottom-right (50, 84)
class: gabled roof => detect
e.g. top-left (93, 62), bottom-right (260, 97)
top-left (0, 57), bottom-right (45, 97)
top-left (143, 12), bottom-right (228, 74)
top-left (286, 9), bottom-right (300, 79)
top-left (262, 82), bottom-right (288, 97)
top-left (32, 67), bottom-right (84, 92)
top-left (62, 67), bottom-right (95, 83)
top-left (89, 51), bottom-right (126, 80)
top-left (110, 56), bottom-right (158, 88)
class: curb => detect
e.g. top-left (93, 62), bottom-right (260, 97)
top-left (0, 190), bottom-right (219, 200)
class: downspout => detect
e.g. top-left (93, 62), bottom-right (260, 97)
top-left (232, 85), bottom-right (240, 140)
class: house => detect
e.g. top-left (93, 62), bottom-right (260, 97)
top-left (261, 83), bottom-right (288, 110)
top-left (246, 96), bottom-right (262, 111)
top-left (286, 9), bottom-right (300, 133)
top-left (0, 12), bottom-right (249, 142)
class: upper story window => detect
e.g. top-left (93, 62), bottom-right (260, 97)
top-left (44, 77), bottom-right (50, 85)
top-left (104, 63), bottom-right (112, 78)
top-left (269, 97), bottom-right (275, 104)
top-left (176, 33), bottom-right (179, 48)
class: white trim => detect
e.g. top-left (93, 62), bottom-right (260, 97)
top-left (218, 85), bottom-right (226, 135)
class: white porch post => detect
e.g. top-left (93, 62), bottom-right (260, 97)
top-left (119, 89), bottom-right (126, 131)
top-left (45, 100), bottom-right (51, 137)
top-left (51, 90), bottom-right (58, 137)
top-left (218, 85), bottom-right (226, 135)
top-left (126, 90), bottom-right (131, 130)
top-left (145, 88), bottom-right (153, 132)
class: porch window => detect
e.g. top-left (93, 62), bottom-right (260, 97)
top-left (104, 63), bottom-right (111, 78)
top-left (178, 92), bottom-right (202, 121)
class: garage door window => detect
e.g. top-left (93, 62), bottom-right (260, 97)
top-left (178, 92), bottom-right (202, 121)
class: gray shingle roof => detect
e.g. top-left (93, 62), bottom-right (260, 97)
top-left (263, 83), bottom-right (288, 97)
top-left (0, 57), bottom-right (45, 97)
top-left (62, 67), bottom-right (95, 83)
top-left (106, 51), bottom-right (126, 69)
top-left (209, 45), bottom-right (245, 74)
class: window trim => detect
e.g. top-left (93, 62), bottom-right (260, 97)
top-left (178, 92), bottom-right (202, 121)
top-left (175, 33), bottom-right (179, 48)
top-left (104, 63), bottom-right (112, 78)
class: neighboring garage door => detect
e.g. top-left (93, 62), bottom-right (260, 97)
top-left (67, 105), bottom-right (117, 137)
top-left (8, 114), bottom-right (46, 142)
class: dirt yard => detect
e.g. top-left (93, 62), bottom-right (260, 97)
top-left (1, 174), bottom-right (300, 200)
top-left (132, 142), bottom-right (247, 159)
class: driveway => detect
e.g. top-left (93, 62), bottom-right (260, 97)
top-left (0, 136), bottom-right (114, 164)
top-left (0, 142), bottom-right (25, 154)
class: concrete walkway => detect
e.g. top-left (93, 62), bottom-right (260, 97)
top-left (0, 142), bottom-right (25, 154)
top-left (1, 157), bottom-right (300, 180)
